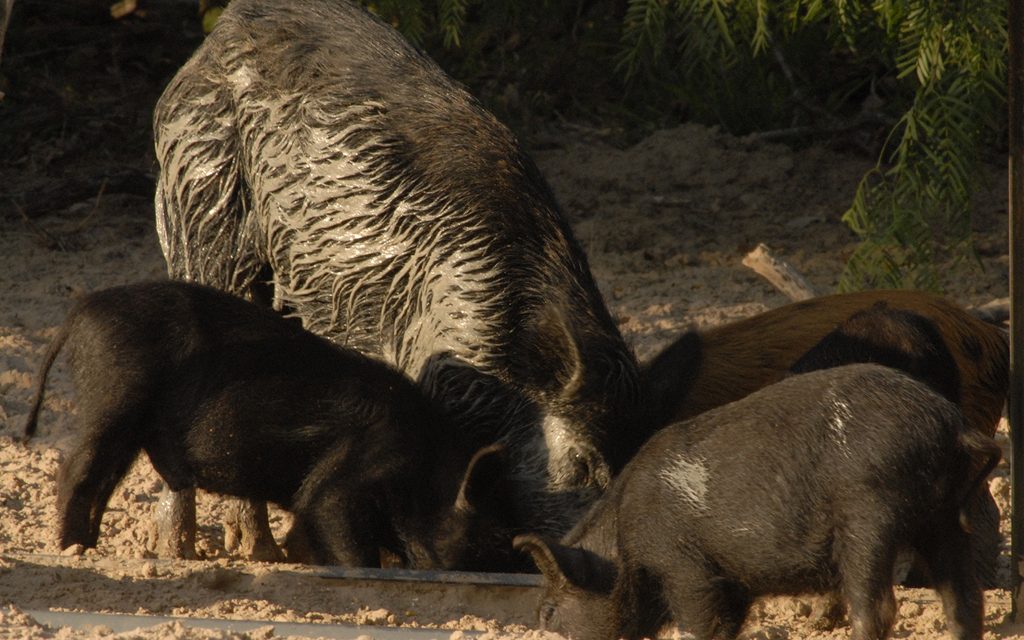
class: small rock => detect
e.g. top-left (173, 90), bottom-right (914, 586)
top-left (60, 544), bottom-right (85, 557)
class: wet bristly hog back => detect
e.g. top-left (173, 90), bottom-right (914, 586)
top-left (152, 0), bottom-right (640, 555)
top-left (23, 281), bottom-right (517, 569)
top-left (517, 365), bottom-right (1001, 640)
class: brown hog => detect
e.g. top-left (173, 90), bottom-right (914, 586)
top-left (642, 289), bottom-right (1007, 438)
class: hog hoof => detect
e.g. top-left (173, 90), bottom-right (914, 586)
top-left (810, 593), bottom-right (846, 631)
top-left (380, 548), bottom-right (404, 568)
top-left (281, 522), bottom-right (314, 564)
top-left (223, 499), bottom-right (284, 562)
top-left (60, 543), bottom-right (86, 557)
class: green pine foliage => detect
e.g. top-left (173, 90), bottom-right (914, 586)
top-left (617, 0), bottom-right (1006, 289)
top-left (359, 0), bottom-right (1007, 291)
top-left (831, 2), bottom-right (1005, 289)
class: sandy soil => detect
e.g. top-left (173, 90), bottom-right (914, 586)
top-left (1, 3), bottom-right (1020, 638)
top-left (0, 122), bottom-right (1019, 639)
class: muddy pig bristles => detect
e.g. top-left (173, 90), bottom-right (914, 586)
top-left (154, 0), bottom-right (641, 558)
top-left (518, 364), bottom-right (1001, 640)
top-left (23, 281), bottom-right (521, 570)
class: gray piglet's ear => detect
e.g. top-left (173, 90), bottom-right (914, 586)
top-left (514, 534), bottom-right (569, 586)
top-left (513, 534), bottom-right (594, 589)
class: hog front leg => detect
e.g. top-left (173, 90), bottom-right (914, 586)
top-left (147, 484), bottom-right (198, 559)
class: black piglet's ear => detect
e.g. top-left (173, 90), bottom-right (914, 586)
top-left (455, 444), bottom-right (512, 517)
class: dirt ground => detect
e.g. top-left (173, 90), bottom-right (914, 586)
top-left (0, 2), bottom-right (1021, 639)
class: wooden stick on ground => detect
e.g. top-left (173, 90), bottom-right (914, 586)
top-left (968, 297), bottom-right (1010, 325)
top-left (742, 243), bottom-right (819, 302)
top-left (742, 243), bottom-right (1009, 327)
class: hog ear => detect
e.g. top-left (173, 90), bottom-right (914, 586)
top-left (513, 534), bottom-right (591, 589)
top-left (455, 444), bottom-right (513, 517)
top-left (509, 302), bottom-right (584, 399)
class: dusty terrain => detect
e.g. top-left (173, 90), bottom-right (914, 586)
top-left (0, 2), bottom-right (1020, 639)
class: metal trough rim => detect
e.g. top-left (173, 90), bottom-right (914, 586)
top-left (314, 566), bottom-right (542, 587)
top-left (4, 552), bottom-right (544, 587)
top-left (14, 608), bottom-right (476, 639)
top-left (2, 553), bottom-right (544, 637)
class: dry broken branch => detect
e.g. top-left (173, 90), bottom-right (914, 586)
top-left (742, 243), bottom-right (819, 302)
top-left (967, 297), bottom-right (1010, 325)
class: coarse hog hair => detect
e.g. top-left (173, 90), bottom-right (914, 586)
top-left (518, 364), bottom-right (1001, 640)
top-left (24, 281), bottom-right (521, 570)
top-left (152, 0), bottom-right (640, 561)
top-left (642, 290), bottom-right (1007, 437)
top-left (640, 290), bottom-right (1008, 586)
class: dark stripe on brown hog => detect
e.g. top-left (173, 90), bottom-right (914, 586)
top-left (642, 290), bottom-right (1007, 441)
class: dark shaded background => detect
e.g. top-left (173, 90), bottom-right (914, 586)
top-left (0, 0), bottom-right (638, 226)
top-left (0, 1), bottom-right (203, 221)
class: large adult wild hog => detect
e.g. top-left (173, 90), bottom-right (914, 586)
top-left (153, 0), bottom-right (640, 563)
top-left (23, 281), bottom-right (515, 569)
top-left (517, 364), bottom-right (1001, 640)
